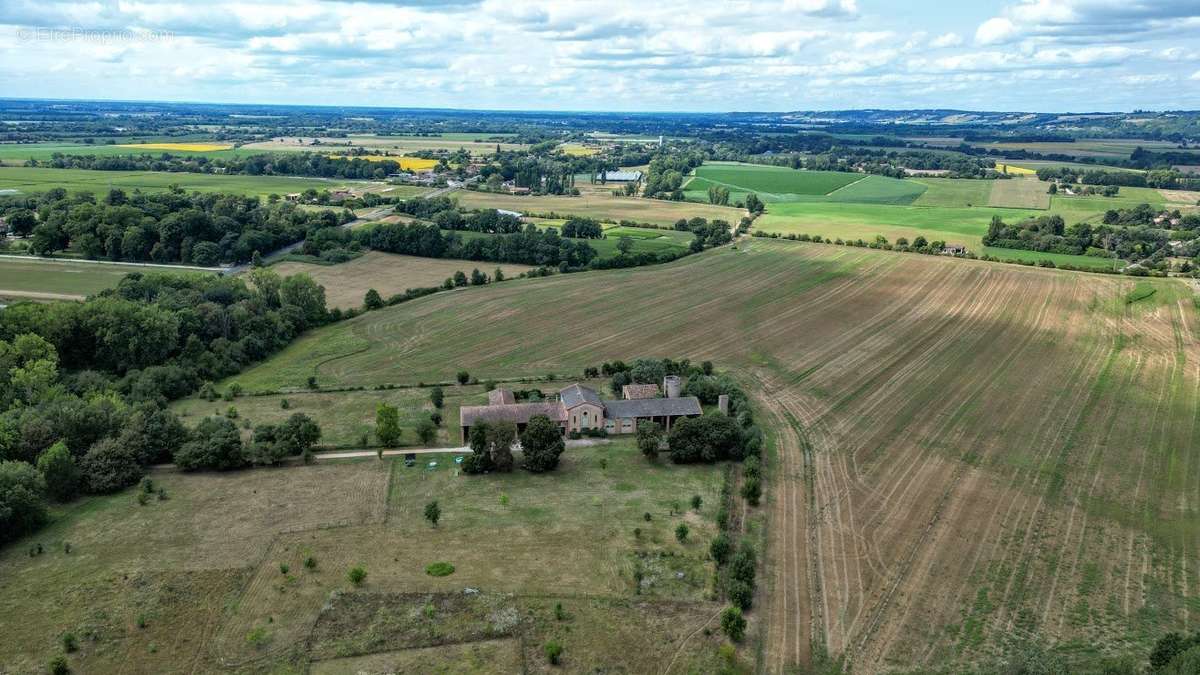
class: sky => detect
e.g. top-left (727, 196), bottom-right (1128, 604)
top-left (2, 0), bottom-right (1198, 113)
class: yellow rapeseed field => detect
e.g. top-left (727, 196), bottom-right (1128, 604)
top-left (327, 155), bottom-right (439, 171)
top-left (996, 162), bottom-right (1037, 176)
top-left (117, 142), bottom-right (233, 152)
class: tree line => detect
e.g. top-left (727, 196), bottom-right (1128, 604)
top-left (0, 188), bottom-right (353, 264)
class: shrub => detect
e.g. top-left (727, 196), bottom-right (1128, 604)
top-left (304, 556), bottom-right (317, 570)
top-left (675, 523), bottom-right (689, 543)
top-left (425, 561), bottom-right (455, 577)
top-left (544, 640), bottom-right (564, 665)
top-left (48, 655), bottom-right (70, 675)
top-left (424, 500), bottom-right (441, 527)
top-left (279, 563), bottom-right (289, 575)
top-left (61, 632), bottom-right (78, 653)
top-left (555, 602), bottom-right (566, 621)
top-left (721, 606), bottom-right (746, 642)
top-left (36, 442), bottom-right (80, 502)
top-left (691, 494), bottom-right (703, 511)
top-left (456, 371), bottom-right (470, 385)
top-left (710, 532), bottom-right (732, 566)
top-left (728, 578), bottom-right (753, 610)
top-left (348, 565), bottom-right (367, 586)
top-left (741, 476), bottom-right (761, 506)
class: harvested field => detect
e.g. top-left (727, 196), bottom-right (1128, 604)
top-left (455, 189), bottom-right (745, 227)
top-left (230, 240), bottom-right (1200, 672)
top-left (268, 251), bottom-right (533, 309)
top-left (987, 176), bottom-right (1051, 209)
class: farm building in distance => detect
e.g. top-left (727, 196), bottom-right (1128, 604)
top-left (459, 378), bottom-right (701, 442)
top-left (597, 170), bottom-right (643, 182)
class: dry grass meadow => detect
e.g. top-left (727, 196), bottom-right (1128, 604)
top-left (228, 239), bottom-right (1200, 672)
top-left (0, 442), bottom-right (729, 674)
top-left (269, 251), bottom-right (533, 309)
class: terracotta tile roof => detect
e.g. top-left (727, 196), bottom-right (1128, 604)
top-left (622, 384), bottom-right (660, 400)
top-left (488, 388), bottom-right (516, 405)
top-left (460, 402), bottom-right (566, 427)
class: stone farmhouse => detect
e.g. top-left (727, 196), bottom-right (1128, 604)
top-left (458, 376), bottom-right (701, 442)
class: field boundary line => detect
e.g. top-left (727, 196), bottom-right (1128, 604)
top-left (822, 176), bottom-right (868, 196)
top-left (0, 253), bottom-right (224, 272)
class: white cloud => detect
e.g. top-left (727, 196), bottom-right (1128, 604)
top-left (930, 32), bottom-right (962, 48)
top-left (975, 17), bottom-right (1017, 45)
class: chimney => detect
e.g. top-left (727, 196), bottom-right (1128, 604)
top-left (663, 375), bottom-right (681, 399)
top-left (718, 394), bottom-right (729, 415)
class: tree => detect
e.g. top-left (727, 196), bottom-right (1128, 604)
top-left (375, 403), bottom-right (401, 447)
top-left (36, 442), bottom-right (80, 501)
top-left (617, 236), bottom-right (634, 256)
top-left (277, 413), bottom-right (321, 455)
top-left (741, 476), bottom-right (762, 506)
top-left (675, 522), bottom-right (689, 543)
top-left (363, 288), bottom-right (384, 310)
top-left (521, 415), bottom-right (565, 472)
top-left (424, 500), bottom-right (441, 527)
top-left (629, 358), bottom-right (666, 385)
top-left (80, 439), bottom-right (145, 492)
top-left (0, 460), bottom-right (47, 543)
top-left (6, 209), bottom-right (36, 237)
top-left (470, 268), bottom-right (488, 285)
top-left (453, 270), bottom-right (468, 287)
top-left (430, 386), bottom-right (444, 409)
top-left (721, 606), bottom-right (746, 642)
top-left (462, 422), bottom-right (494, 474)
top-left (493, 267), bottom-right (505, 282)
top-left (280, 274), bottom-right (328, 329)
top-left (745, 193), bottom-right (764, 215)
top-left (636, 421), bottom-right (663, 460)
top-left (488, 421), bottom-right (518, 472)
top-left (415, 419), bottom-right (437, 446)
top-left (456, 371), bottom-right (470, 385)
top-left (174, 417), bottom-right (245, 471)
top-left (691, 494), bottom-right (703, 511)
top-left (668, 414), bottom-right (744, 463)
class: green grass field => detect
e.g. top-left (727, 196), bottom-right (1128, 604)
top-left (0, 167), bottom-right (383, 198)
top-left (217, 241), bottom-right (1200, 672)
top-left (0, 257), bottom-right (217, 300)
top-left (685, 162), bottom-right (864, 202)
top-left (752, 176), bottom-right (1178, 269)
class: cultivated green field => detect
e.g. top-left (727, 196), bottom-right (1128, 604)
top-left (684, 162), bottom-right (865, 202)
top-left (0, 441), bottom-right (730, 673)
top-left (447, 226), bottom-right (695, 260)
top-left (752, 175), bottom-right (1181, 269)
top-left (219, 240), bottom-right (1200, 673)
top-left (0, 142), bottom-right (264, 164)
top-left (0, 167), bottom-right (384, 198)
top-left (0, 257), bottom-right (218, 301)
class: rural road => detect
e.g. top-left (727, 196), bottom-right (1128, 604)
top-left (149, 438), bottom-right (609, 471)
